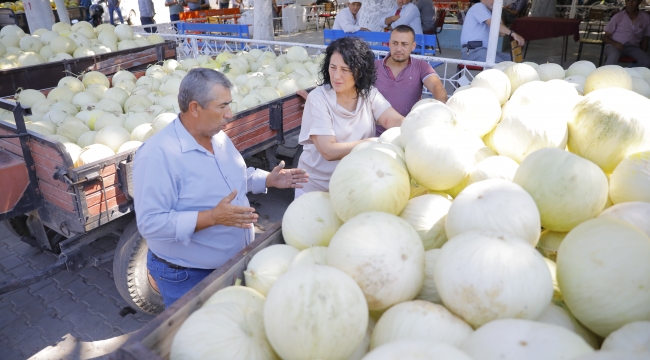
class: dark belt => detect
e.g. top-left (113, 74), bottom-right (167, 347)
top-left (462, 41), bottom-right (483, 49)
top-left (151, 252), bottom-right (186, 270)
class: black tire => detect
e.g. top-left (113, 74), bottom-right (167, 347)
top-left (3, 215), bottom-right (30, 238)
top-left (113, 219), bottom-right (164, 315)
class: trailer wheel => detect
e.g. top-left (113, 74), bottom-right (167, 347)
top-left (3, 215), bottom-right (30, 238)
top-left (113, 219), bottom-right (164, 315)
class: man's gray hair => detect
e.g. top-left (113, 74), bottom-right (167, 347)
top-left (178, 68), bottom-right (232, 112)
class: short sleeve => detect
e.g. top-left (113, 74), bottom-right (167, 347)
top-left (369, 88), bottom-right (392, 121)
top-left (418, 60), bottom-right (437, 81)
top-left (298, 89), bottom-right (335, 145)
top-left (475, 4), bottom-right (492, 24)
top-left (604, 14), bottom-right (618, 34)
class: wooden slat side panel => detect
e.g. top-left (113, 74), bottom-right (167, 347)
top-left (0, 127), bottom-right (68, 165)
top-left (285, 120), bottom-right (302, 133)
top-left (231, 127), bottom-right (275, 149)
top-left (39, 181), bottom-right (76, 213)
top-left (284, 102), bottom-right (303, 113)
top-left (281, 96), bottom-right (303, 109)
top-left (34, 163), bottom-right (69, 192)
top-left (230, 120), bottom-right (274, 142)
top-left (75, 163), bottom-right (117, 182)
top-left (29, 140), bottom-right (67, 166)
top-left (224, 113), bottom-right (269, 135)
top-left (31, 151), bottom-right (65, 172)
top-left (0, 138), bottom-right (23, 157)
top-left (87, 194), bottom-right (127, 216)
top-left (84, 184), bottom-right (124, 209)
top-left (0, 128), bottom-right (21, 148)
top-left (235, 132), bottom-right (278, 152)
top-left (83, 173), bottom-right (119, 194)
top-left (283, 112), bottom-right (303, 131)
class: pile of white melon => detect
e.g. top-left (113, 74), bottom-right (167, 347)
top-left (0, 47), bottom-right (320, 169)
top-left (0, 23), bottom-right (165, 70)
top-left (181, 45), bottom-right (321, 114)
top-left (1, 65), bottom-right (182, 167)
top-left (169, 60), bottom-right (650, 360)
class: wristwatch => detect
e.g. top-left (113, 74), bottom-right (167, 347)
top-left (509, 30), bottom-right (514, 36)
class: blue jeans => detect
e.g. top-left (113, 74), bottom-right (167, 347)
top-left (170, 13), bottom-right (180, 32)
top-left (147, 250), bottom-right (213, 308)
top-left (219, 2), bottom-right (229, 8)
top-left (108, 6), bottom-right (124, 25)
top-left (140, 16), bottom-right (157, 33)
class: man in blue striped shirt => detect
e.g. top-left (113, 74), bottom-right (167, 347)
top-left (134, 68), bottom-right (309, 307)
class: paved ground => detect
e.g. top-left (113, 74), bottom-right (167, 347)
top-left (0, 24), bottom-right (612, 359)
top-left (0, 224), bottom-right (155, 360)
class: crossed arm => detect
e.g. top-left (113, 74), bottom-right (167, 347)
top-left (310, 107), bottom-right (404, 161)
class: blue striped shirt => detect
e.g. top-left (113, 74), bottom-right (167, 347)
top-left (133, 117), bottom-right (269, 269)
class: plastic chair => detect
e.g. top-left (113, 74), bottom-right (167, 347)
top-left (576, 7), bottom-right (607, 65)
top-left (618, 56), bottom-right (637, 67)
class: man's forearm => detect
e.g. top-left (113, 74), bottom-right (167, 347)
top-left (499, 22), bottom-right (511, 36)
top-left (602, 34), bottom-right (619, 46)
top-left (433, 85), bottom-right (448, 103)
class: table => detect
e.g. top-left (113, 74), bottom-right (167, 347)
top-left (511, 17), bottom-right (581, 64)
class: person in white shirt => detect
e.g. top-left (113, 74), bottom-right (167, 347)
top-left (384, 0), bottom-right (423, 34)
top-left (333, 0), bottom-right (370, 32)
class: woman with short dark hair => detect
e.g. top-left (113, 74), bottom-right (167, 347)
top-left (296, 37), bottom-right (404, 197)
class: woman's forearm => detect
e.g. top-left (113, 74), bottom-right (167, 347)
top-left (310, 135), bottom-right (367, 161)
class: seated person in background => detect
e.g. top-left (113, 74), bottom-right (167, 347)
top-left (374, 25), bottom-right (447, 136)
top-left (187, 0), bottom-right (210, 10)
top-left (502, 0), bottom-right (528, 25)
top-left (385, 0), bottom-right (423, 34)
top-left (333, 0), bottom-right (370, 32)
top-left (415, 0), bottom-right (436, 33)
top-left (460, 0), bottom-right (525, 62)
top-left (603, 0), bottom-right (650, 67)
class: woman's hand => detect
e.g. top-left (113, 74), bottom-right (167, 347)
top-left (266, 161), bottom-right (309, 189)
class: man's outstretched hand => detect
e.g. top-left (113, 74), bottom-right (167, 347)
top-left (266, 160), bottom-right (309, 189)
top-left (210, 189), bottom-right (258, 229)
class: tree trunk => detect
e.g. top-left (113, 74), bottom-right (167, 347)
top-left (253, 0), bottom-right (273, 41)
top-left (530, 0), bottom-right (557, 18)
